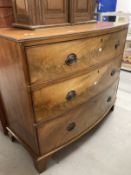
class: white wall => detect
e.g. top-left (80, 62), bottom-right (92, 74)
top-left (117, 0), bottom-right (131, 12)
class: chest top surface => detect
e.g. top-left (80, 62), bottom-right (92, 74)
top-left (0, 22), bottom-right (128, 44)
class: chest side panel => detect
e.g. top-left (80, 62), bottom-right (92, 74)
top-left (0, 38), bottom-right (39, 155)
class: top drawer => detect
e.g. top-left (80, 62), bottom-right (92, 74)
top-left (26, 30), bottom-right (127, 85)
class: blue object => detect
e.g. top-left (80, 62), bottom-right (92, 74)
top-left (97, 0), bottom-right (117, 21)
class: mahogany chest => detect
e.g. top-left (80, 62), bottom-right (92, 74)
top-left (12, 0), bottom-right (96, 29)
top-left (0, 22), bottom-right (128, 173)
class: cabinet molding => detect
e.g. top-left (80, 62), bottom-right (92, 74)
top-left (12, 0), bottom-right (96, 29)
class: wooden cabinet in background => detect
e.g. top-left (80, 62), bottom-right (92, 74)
top-left (0, 0), bottom-right (14, 28)
top-left (12, 0), bottom-right (69, 29)
top-left (12, 0), bottom-right (37, 27)
top-left (0, 0), bottom-right (12, 7)
top-left (12, 0), bottom-right (96, 29)
top-left (0, 22), bottom-right (128, 173)
top-left (70, 0), bottom-right (96, 23)
top-left (40, 0), bottom-right (69, 25)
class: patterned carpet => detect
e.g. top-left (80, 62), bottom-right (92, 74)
top-left (122, 34), bottom-right (131, 71)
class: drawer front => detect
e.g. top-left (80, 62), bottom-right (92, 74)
top-left (38, 81), bottom-right (118, 155)
top-left (32, 58), bottom-right (121, 122)
top-left (26, 30), bottom-right (127, 84)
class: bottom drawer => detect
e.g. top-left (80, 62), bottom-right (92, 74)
top-left (37, 81), bottom-right (119, 155)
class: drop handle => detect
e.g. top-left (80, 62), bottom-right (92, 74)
top-left (111, 69), bottom-right (116, 76)
top-left (66, 90), bottom-right (77, 101)
top-left (107, 96), bottom-right (112, 102)
top-left (115, 41), bottom-right (120, 49)
top-left (65, 53), bottom-right (77, 66)
top-left (67, 122), bottom-right (76, 132)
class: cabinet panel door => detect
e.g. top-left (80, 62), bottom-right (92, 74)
top-left (0, 7), bottom-right (14, 28)
top-left (40, 0), bottom-right (69, 25)
top-left (12, 0), bottom-right (30, 24)
top-left (70, 0), bottom-right (96, 23)
top-left (0, 0), bottom-right (12, 7)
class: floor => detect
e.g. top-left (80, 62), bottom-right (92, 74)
top-left (0, 70), bottom-right (131, 175)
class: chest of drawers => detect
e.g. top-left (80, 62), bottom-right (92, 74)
top-left (0, 22), bottom-right (128, 173)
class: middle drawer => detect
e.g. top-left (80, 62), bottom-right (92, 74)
top-left (32, 58), bottom-right (121, 123)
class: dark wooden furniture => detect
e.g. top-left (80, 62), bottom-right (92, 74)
top-left (70, 0), bottom-right (96, 23)
top-left (12, 0), bottom-right (96, 29)
top-left (0, 0), bottom-right (14, 28)
top-left (0, 93), bottom-right (7, 135)
top-left (0, 22), bottom-right (128, 173)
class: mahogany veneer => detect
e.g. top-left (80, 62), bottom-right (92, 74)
top-left (0, 0), bottom-right (13, 28)
top-left (0, 22), bottom-right (128, 173)
top-left (12, 0), bottom-right (96, 29)
top-left (70, 0), bottom-right (96, 24)
top-left (0, 0), bottom-right (12, 7)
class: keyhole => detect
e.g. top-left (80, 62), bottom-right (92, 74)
top-left (101, 38), bottom-right (103, 42)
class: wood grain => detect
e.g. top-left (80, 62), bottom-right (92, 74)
top-left (12, 0), bottom-right (69, 28)
top-left (0, 0), bottom-right (12, 7)
top-left (26, 29), bottom-right (127, 84)
top-left (32, 58), bottom-right (121, 122)
top-left (12, 0), bottom-right (31, 25)
top-left (12, 0), bottom-right (96, 29)
top-left (0, 22), bottom-right (128, 43)
top-left (0, 0), bottom-right (13, 28)
top-left (37, 80), bottom-right (119, 155)
top-left (40, 0), bottom-right (69, 25)
top-left (0, 38), bottom-right (39, 155)
top-left (0, 22), bottom-right (128, 173)
top-left (0, 7), bottom-right (13, 28)
top-left (70, 0), bottom-right (96, 23)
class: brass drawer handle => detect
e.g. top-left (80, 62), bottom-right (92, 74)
top-left (107, 96), bottom-right (112, 102)
top-left (111, 69), bottom-right (116, 76)
top-left (66, 90), bottom-right (77, 101)
top-left (115, 41), bottom-right (120, 49)
top-left (65, 53), bottom-right (77, 66)
top-left (67, 122), bottom-right (76, 132)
